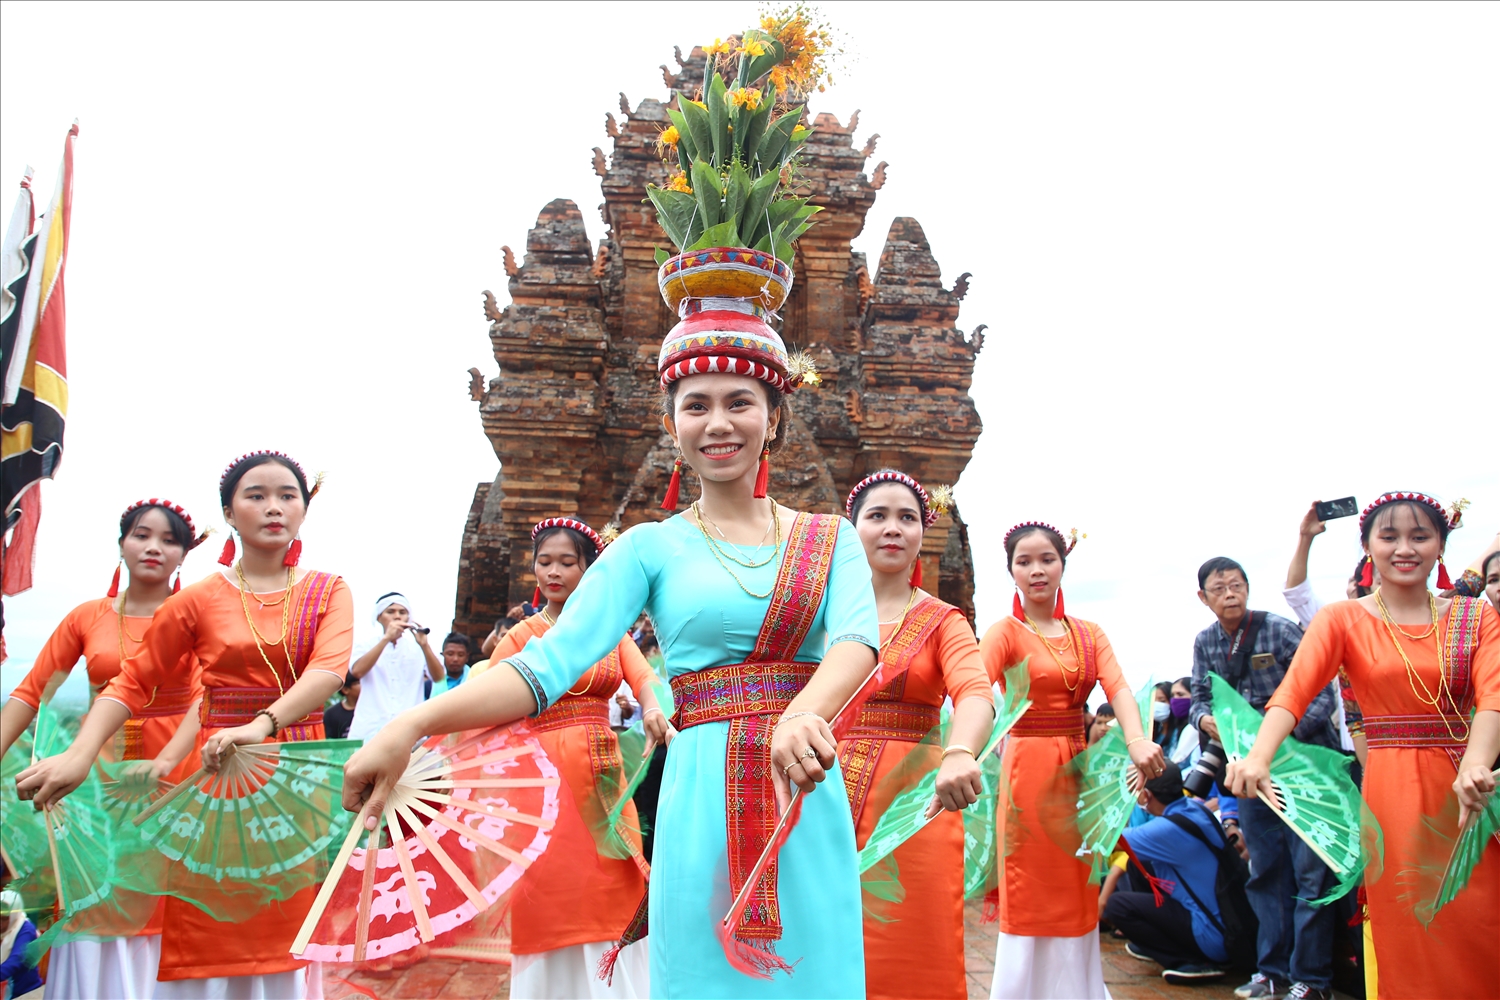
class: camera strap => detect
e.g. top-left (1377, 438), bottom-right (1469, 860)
top-left (1222, 611), bottom-right (1265, 689)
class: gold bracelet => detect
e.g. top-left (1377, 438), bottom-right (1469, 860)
top-left (776, 710), bottom-right (824, 728)
top-left (1125, 736), bottom-right (1149, 747)
top-left (940, 744), bottom-right (976, 759)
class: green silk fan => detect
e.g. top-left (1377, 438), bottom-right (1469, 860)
top-left (963, 747), bottom-right (1004, 899)
top-left (1, 728), bottom-right (48, 885)
top-left (856, 661), bottom-right (1033, 876)
top-left (593, 676), bottom-right (673, 866)
top-left (1209, 673), bottom-right (1378, 905)
top-left (1410, 767), bottom-right (1500, 925)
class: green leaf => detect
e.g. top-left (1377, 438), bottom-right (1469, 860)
top-left (723, 162), bottom-right (752, 241)
top-left (741, 168), bottom-right (781, 246)
top-left (678, 98), bottom-right (713, 163)
top-left (654, 245), bottom-right (670, 266)
top-left (753, 232), bottom-right (795, 264)
top-left (707, 73), bottom-right (731, 166)
top-left (759, 107), bottom-right (803, 169)
top-left (689, 159), bottom-right (723, 230)
top-left (645, 187), bottom-right (697, 249)
top-left (738, 92), bottom-right (774, 167)
top-left (665, 108), bottom-right (696, 161)
top-left (687, 220), bottom-right (741, 252)
top-left (738, 31), bottom-right (785, 86)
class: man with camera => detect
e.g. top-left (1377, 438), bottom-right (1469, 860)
top-left (1190, 558), bottom-right (1338, 1000)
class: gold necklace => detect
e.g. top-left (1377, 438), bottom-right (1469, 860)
top-left (537, 607), bottom-right (557, 626)
top-left (116, 590), bottom-right (149, 662)
top-left (877, 587), bottom-right (921, 656)
top-left (1374, 588), bottom-right (1466, 742)
top-left (234, 561), bottom-right (297, 696)
top-left (692, 498), bottom-right (783, 569)
top-left (700, 503), bottom-right (777, 563)
top-left (1024, 612), bottom-right (1082, 691)
top-left (693, 502), bottom-right (783, 599)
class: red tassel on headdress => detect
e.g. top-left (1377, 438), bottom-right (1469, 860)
top-left (908, 558), bottom-right (922, 588)
top-left (172, 573), bottom-right (181, 594)
top-left (1054, 588), bottom-right (1066, 621)
top-left (752, 448), bottom-right (770, 499)
top-left (282, 538), bottom-right (302, 567)
top-left (532, 585), bottom-right (542, 607)
top-left (218, 536), bottom-right (236, 566)
top-left (1436, 561), bottom-right (1453, 591)
top-left (660, 458), bottom-right (683, 510)
top-left (1012, 590), bottom-right (1025, 620)
top-left (107, 561), bottom-right (122, 598)
top-left (1359, 557), bottom-right (1374, 588)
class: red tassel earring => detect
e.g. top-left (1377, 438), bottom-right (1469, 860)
top-left (532, 585), bottom-right (542, 608)
top-left (753, 448), bottom-right (770, 499)
top-left (218, 535), bottom-right (236, 567)
top-left (107, 560), bottom-right (122, 598)
top-left (908, 558), bottom-right (923, 588)
top-left (1359, 556), bottom-right (1374, 589)
top-left (660, 458), bottom-right (683, 511)
top-left (282, 538), bottom-right (303, 568)
top-left (1053, 588), bottom-right (1066, 621)
top-left (172, 571), bottom-right (181, 594)
top-left (1436, 560), bottom-right (1453, 591)
top-left (1012, 590), bottom-right (1026, 620)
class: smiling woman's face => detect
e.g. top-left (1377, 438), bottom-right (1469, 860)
top-left (854, 482), bottom-right (924, 579)
top-left (1365, 504), bottom-right (1443, 590)
top-left (120, 507), bottom-right (186, 588)
top-left (665, 374), bottom-right (780, 492)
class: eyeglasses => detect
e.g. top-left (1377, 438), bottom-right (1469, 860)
top-left (1205, 582), bottom-right (1246, 596)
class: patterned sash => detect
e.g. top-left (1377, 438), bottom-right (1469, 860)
top-left (841, 597), bottom-right (954, 826)
top-left (289, 571), bottom-right (339, 674)
top-left (1008, 617), bottom-right (1098, 756)
top-left (1365, 597), bottom-right (1485, 768)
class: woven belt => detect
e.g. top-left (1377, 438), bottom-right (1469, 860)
top-left (670, 661), bottom-right (815, 729)
top-left (1011, 707), bottom-right (1086, 738)
top-left (1363, 713), bottom-right (1469, 750)
top-left (201, 686), bottom-right (321, 740)
top-left (532, 695), bottom-right (611, 733)
top-left (846, 700), bottom-right (941, 742)
top-left (137, 685), bottom-right (195, 718)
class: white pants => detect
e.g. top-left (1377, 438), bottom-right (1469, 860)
top-left (45, 935), bottom-right (161, 1000)
top-left (511, 939), bottom-right (649, 1000)
top-left (991, 927), bottom-right (1111, 999)
top-left (152, 962), bottom-right (322, 1000)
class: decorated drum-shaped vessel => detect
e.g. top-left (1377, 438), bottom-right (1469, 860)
top-left (657, 247), bottom-right (793, 314)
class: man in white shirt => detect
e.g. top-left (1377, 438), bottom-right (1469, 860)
top-left (347, 592), bottom-right (443, 741)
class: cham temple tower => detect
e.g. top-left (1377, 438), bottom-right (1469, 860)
top-left (452, 44), bottom-right (986, 638)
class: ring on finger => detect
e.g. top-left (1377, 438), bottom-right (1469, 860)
top-left (801, 747), bottom-right (818, 760)
top-left (781, 760), bottom-right (804, 778)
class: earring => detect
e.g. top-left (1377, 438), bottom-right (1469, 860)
top-left (218, 534), bottom-right (236, 567)
top-left (753, 448), bottom-right (770, 499)
top-left (1012, 590), bottom-right (1026, 620)
top-left (660, 457), bottom-right (683, 511)
top-left (1053, 588), bottom-right (1066, 621)
top-left (532, 585), bottom-right (542, 607)
top-left (1436, 559), bottom-right (1453, 591)
top-left (908, 558), bottom-right (923, 589)
top-left (282, 538), bottom-right (303, 568)
top-left (1358, 557), bottom-right (1374, 588)
top-left (172, 571), bottom-right (181, 594)
top-left (107, 559), bottom-right (122, 599)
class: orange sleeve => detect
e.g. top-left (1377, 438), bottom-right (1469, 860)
top-left (1091, 626), bottom-right (1129, 703)
top-left (98, 594), bottom-right (199, 716)
top-left (9, 604), bottom-right (91, 710)
top-left (1471, 601), bottom-right (1500, 713)
top-left (618, 637), bottom-right (657, 699)
top-left (488, 622), bottom-right (536, 665)
top-left (935, 612), bottom-right (991, 706)
top-left (979, 619), bottom-right (1019, 688)
top-left (1266, 604), bottom-right (1347, 722)
top-left (301, 578), bottom-right (355, 681)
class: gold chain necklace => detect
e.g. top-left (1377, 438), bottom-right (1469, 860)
top-left (1024, 612), bottom-right (1082, 691)
top-left (116, 590), bottom-right (148, 662)
top-left (699, 503), bottom-right (777, 564)
top-left (1374, 588), bottom-right (1466, 742)
top-left (234, 561), bottom-right (296, 697)
top-left (877, 587), bottom-right (920, 657)
top-left (692, 498), bottom-right (783, 569)
top-left (537, 607), bottom-right (557, 626)
top-left (693, 501), bottom-right (783, 599)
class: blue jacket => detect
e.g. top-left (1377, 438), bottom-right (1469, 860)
top-left (1124, 798), bottom-right (1228, 964)
top-left (0, 918), bottom-right (44, 996)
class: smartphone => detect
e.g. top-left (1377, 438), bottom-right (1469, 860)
top-left (1250, 653), bottom-right (1276, 672)
top-left (1315, 497), bottom-right (1359, 522)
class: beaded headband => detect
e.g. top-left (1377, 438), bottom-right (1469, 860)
top-left (120, 498), bottom-right (212, 549)
top-left (532, 517), bottom-right (604, 554)
top-left (219, 450), bottom-right (323, 501)
top-left (1358, 492), bottom-right (1466, 532)
top-left (845, 472), bottom-right (952, 528)
top-left (1004, 521), bottom-right (1084, 555)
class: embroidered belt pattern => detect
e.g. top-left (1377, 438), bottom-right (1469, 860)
top-left (532, 695), bottom-right (612, 732)
top-left (1363, 714), bottom-right (1470, 750)
top-left (670, 661), bottom-right (816, 730)
top-left (201, 686), bottom-right (322, 742)
top-left (138, 685), bottom-right (195, 718)
top-left (846, 700), bottom-right (941, 742)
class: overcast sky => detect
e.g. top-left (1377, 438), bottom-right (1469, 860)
top-left (2, 0), bottom-right (1496, 701)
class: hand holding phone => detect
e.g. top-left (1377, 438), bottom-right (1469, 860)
top-left (1314, 497), bottom-right (1359, 522)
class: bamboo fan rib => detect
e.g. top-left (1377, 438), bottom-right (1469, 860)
top-left (293, 723), bottom-right (560, 963)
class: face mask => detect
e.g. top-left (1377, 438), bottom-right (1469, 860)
top-left (1152, 701), bottom-right (1171, 723)
top-left (1170, 696), bottom-right (1191, 719)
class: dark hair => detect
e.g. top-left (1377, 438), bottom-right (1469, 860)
top-left (1095, 702), bottom-right (1115, 719)
top-left (220, 454), bottom-right (312, 509)
top-left (1484, 551), bottom-right (1500, 578)
top-left (1144, 760), bottom-right (1184, 803)
top-left (341, 671), bottom-right (359, 690)
top-left (1350, 557), bottom-right (1374, 598)
top-left (1154, 681), bottom-right (1172, 699)
top-left (1359, 496), bottom-right (1451, 547)
top-left (496, 615), bottom-right (519, 634)
top-left (1197, 557), bottom-right (1247, 591)
top-left (120, 504), bottom-right (194, 549)
top-left (533, 525), bottom-right (600, 569)
top-left (848, 469), bottom-right (926, 524)
top-left (442, 632), bottom-right (471, 651)
top-left (663, 379), bottom-right (787, 455)
top-left (1004, 524), bottom-right (1068, 573)
top-left (1174, 676), bottom-right (1191, 693)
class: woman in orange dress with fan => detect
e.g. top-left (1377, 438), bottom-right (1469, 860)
top-left (1228, 492), bottom-right (1500, 999)
top-left (18, 450), bottom-right (355, 999)
top-left (1, 499), bottom-right (206, 999)
top-left (473, 516), bottom-right (664, 1000)
top-left (979, 522), bottom-right (1163, 1000)
top-left (843, 471), bottom-right (995, 999)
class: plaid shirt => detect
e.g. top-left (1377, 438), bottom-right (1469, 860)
top-left (1190, 610), bottom-right (1339, 750)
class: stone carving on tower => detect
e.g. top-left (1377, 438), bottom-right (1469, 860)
top-left (452, 44), bottom-right (985, 638)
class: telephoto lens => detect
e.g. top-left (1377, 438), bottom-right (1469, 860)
top-left (1183, 739), bottom-right (1228, 798)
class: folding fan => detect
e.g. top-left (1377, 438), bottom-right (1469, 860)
top-left (292, 722), bottom-right (560, 963)
top-left (1409, 767), bottom-right (1500, 925)
top-left (856, 661), bottom-right (1033, 877)
top-left (1, 731), bottom-right (48, 884)
top-left (593, 677), bottom-right (674, 865)
top-left (962, 747), bottom-right (1003, 899)
top-left (127, 738), bottom-right (362, 919)
top-left (1209, 673), bottom-right (1378, 904)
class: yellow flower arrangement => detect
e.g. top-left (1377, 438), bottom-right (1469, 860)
top-left (666, 171), bottom-right (692, 194)
top-left (656, 125), bottom-right (681, 157)
top-left (728, 87), bottom-right (763, 111)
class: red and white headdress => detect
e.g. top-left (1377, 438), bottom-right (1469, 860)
top-left (531, 517), bottom-right (605, 554)
top-left (219, 450), bottom-right (310, 491)
top-left (1357, 491), bottom-right (1467, 590)
top-left (845, 471), bottom-right (951, 528)
top-left (1004, 521), bottom-right (1084, 555)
